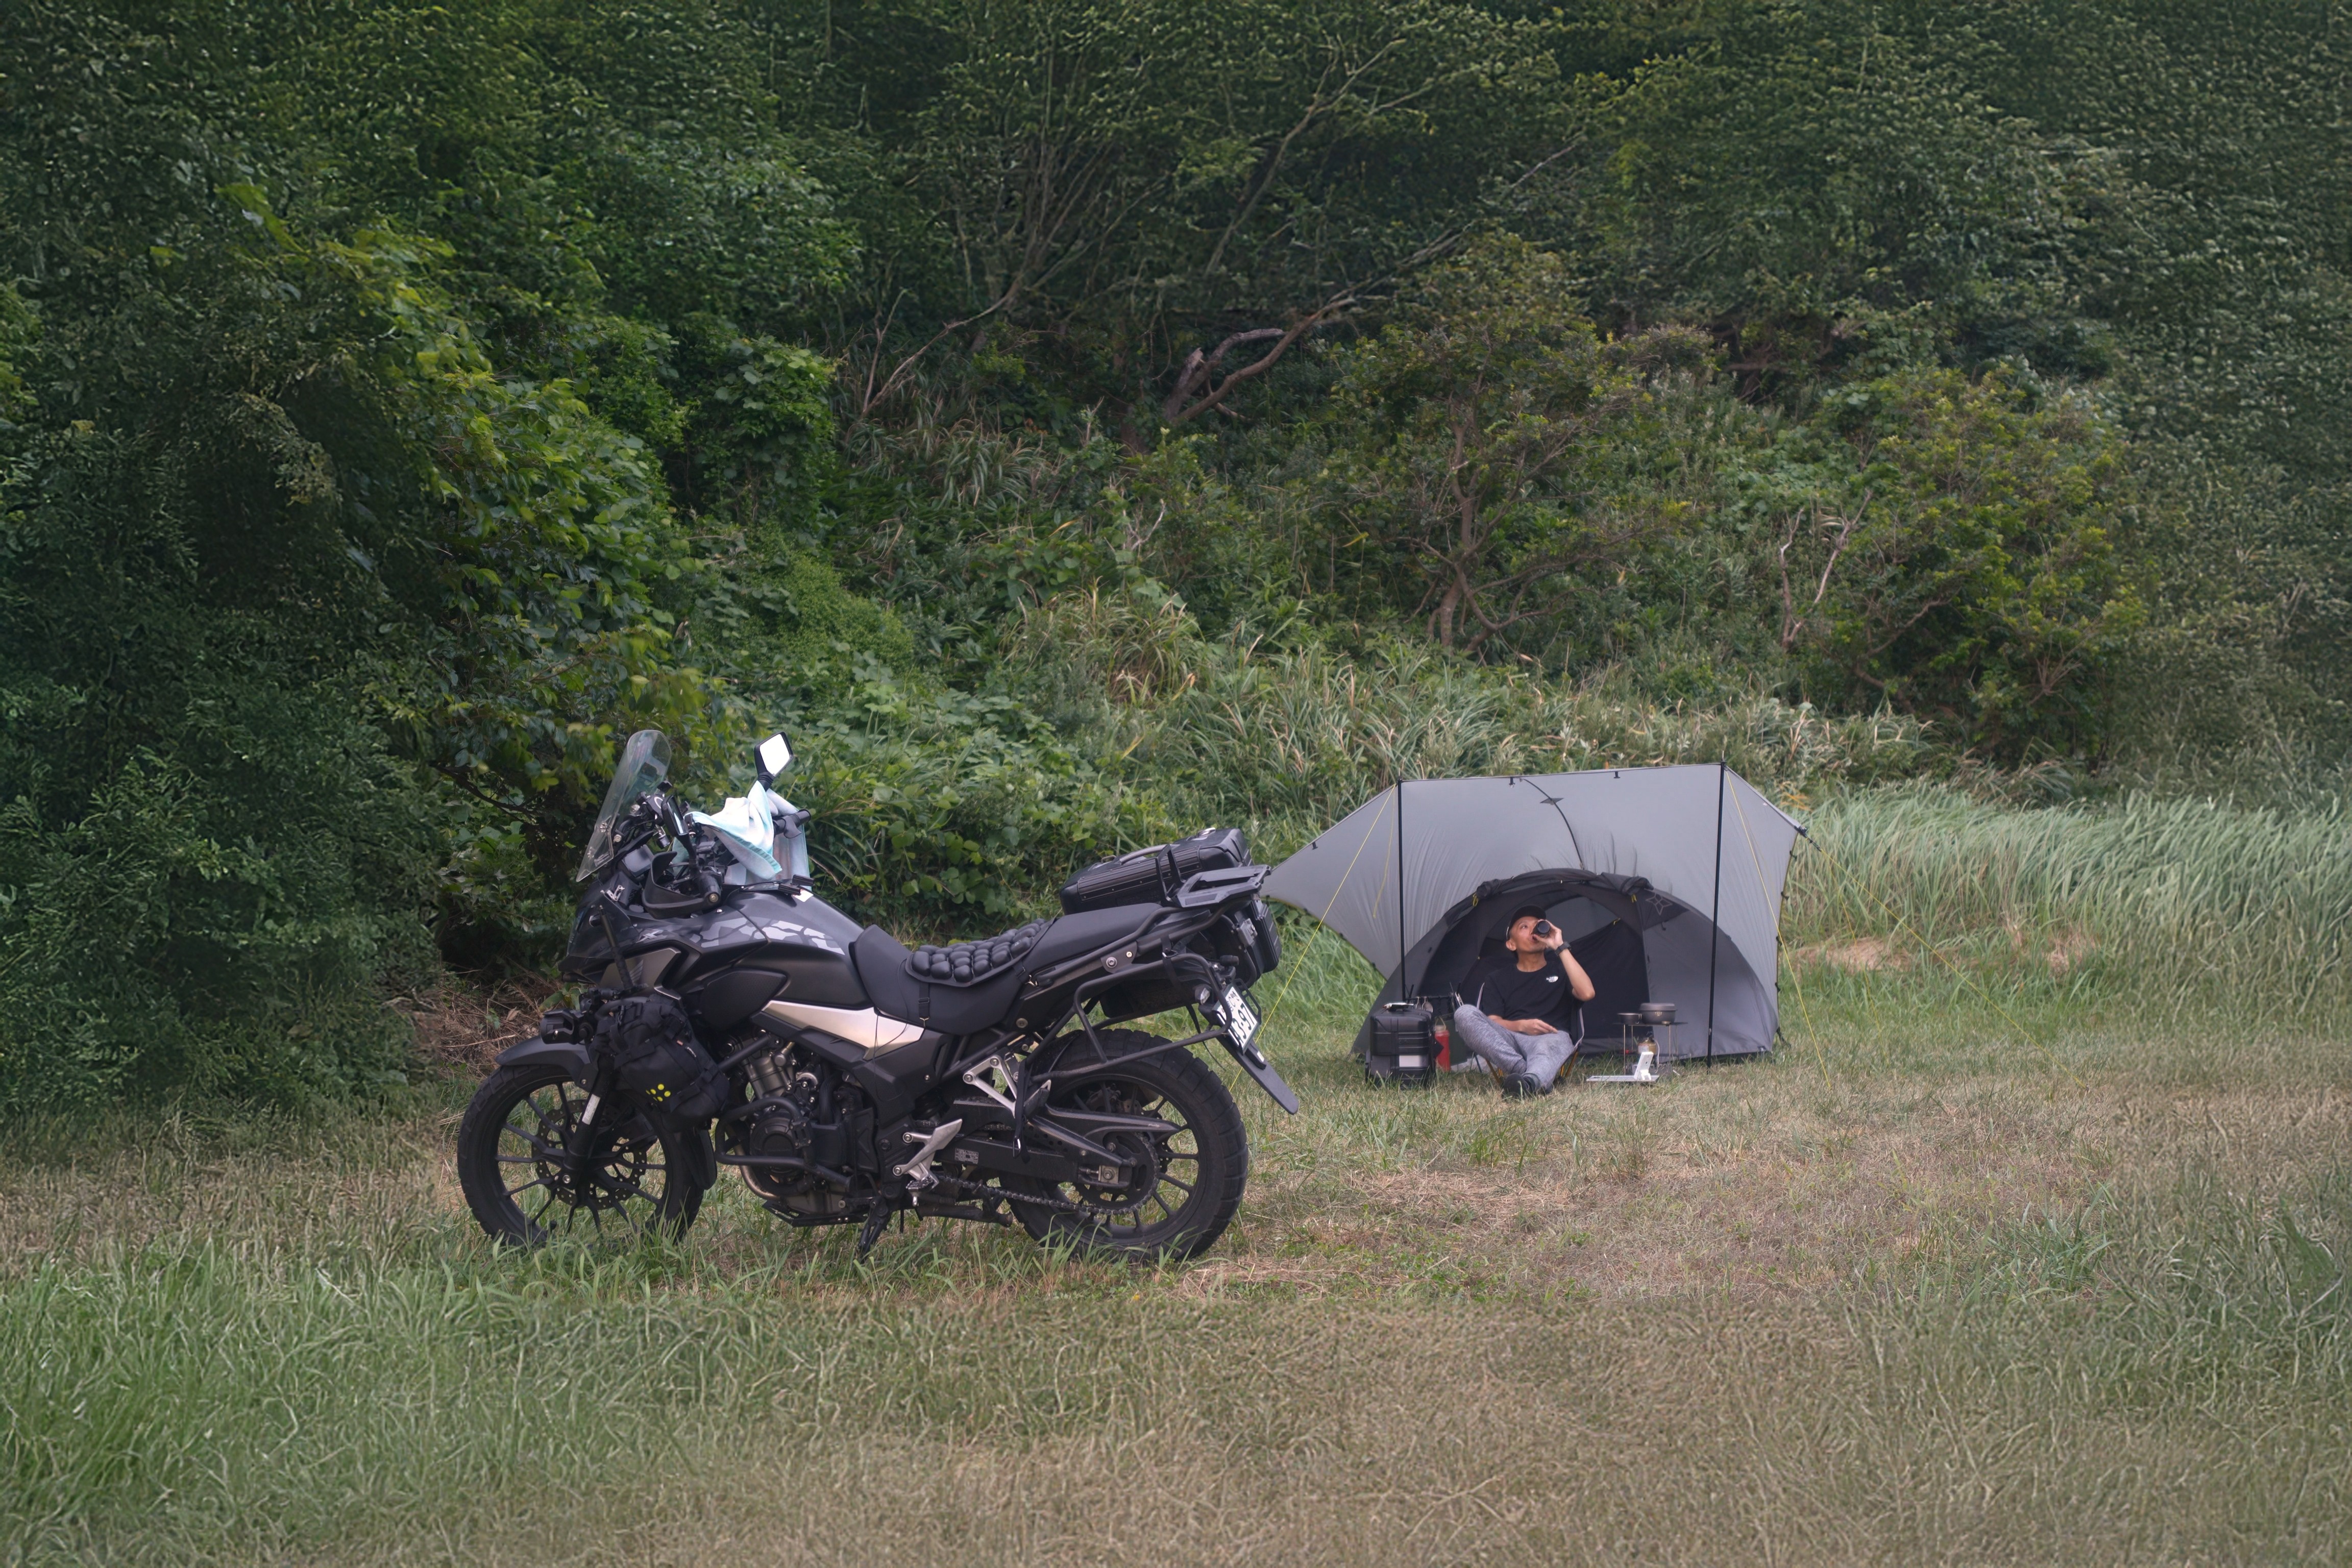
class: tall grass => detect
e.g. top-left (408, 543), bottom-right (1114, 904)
top-left (798, 587), bottom-right (1945, 933)
top-left (1010, 590), bottom-right (2352, 1033)
top-left (1790, 788), bottom-right (2352, 1025)
top-left (1001, 586), bottom-right (2352, 1036)
top-left (1006, 586), bottom-right (1937, 859)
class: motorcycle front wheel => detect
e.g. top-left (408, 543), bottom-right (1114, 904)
top-left (1006, 1035), bottom-right (1249, 1261)
top-left (456, 1063), bottom-right (703, 1245)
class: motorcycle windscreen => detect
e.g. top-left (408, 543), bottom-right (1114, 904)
top-left (576, 729), bottom-right (672, 881)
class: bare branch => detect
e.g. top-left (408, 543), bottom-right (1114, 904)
top-left (1203, 51), bottom-right (1346, 281)
top-left (1162, 304), bottom-right (1346, 427)
top-left (1776, 489), bottom-right (1869, 651)
top-left (1860, 592), bottom-right (1950, 662)
top-left (855, 291), bottom-right (1017, 420)
top-left (1496, 138), bottom-right (1584, 198)
top-left (1161, 328), bottom-right (1287, 422)
top-left (1776, 511), bottom-right (1804, 649)
top-left (1814, 487), bottom-right (1869, 604)
top-left (431, 764), bottom-right (537, 821)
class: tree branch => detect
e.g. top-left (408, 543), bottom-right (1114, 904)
top-left (1777, 491), bottom-right (1868, 650)
top-left (854, 290), bottom-right (1018, 420)
top-left (1162, 304), bottom-right (1344, 426)
top-left (431, 763), bottom-right (538, 822)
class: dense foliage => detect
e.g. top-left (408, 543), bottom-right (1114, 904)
top-left (1, 1), bottom-right (2345, 1107)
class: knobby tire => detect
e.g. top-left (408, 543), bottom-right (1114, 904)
top-left (457, 1062), bottom-right (703, 1245)
top-left (1005, 1034), bottom-right (1249, 1262)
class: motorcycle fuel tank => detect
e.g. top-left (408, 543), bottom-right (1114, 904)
top-left (670, 894), bottom-right (871, 1025)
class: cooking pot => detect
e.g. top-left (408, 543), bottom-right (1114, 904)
top-left (1638, 1001), bottom-right (1677, 1025)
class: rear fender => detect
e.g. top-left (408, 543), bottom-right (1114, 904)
top-left (1216, 1034), bottom-right (1300, 1115)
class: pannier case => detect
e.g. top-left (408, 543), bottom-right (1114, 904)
top-left (589, 991), bottom-right (727, 1120)
top-left (1365, 1001), bottom-right (1437, 1085)
top-left (1060, 827), bottom-right (1250, 913)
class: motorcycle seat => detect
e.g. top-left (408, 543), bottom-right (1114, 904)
top-left (1013, 903), bottom-right (1165, 975)
top-left (906, 919), bottom-right (1051, 986)
top-left (852, 904), bottom-right (1161, 1036)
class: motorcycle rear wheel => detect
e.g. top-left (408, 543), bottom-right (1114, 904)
top-left (1006, 1036), bottom-right (1248, 1261)
top-left (457, 1063), bottom-right (703, 1245)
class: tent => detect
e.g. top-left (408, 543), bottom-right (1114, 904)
top-left (1265, 766), bottom-right (1804, 1062)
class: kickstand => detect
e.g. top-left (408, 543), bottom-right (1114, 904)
top-left (855, 1198), bottom-right (891, 1258)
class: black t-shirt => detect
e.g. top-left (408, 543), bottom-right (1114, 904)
top-left (1460, 949), bottom-right (1583, 1036)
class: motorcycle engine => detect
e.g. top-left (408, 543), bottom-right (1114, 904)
top-left (737, 1043), bottom-right (851, 1217)
top-left (739, 1046), bottom-right (813, 1195)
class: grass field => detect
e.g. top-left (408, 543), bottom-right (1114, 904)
top-left (5, 804), bottom-right (2349, 1565)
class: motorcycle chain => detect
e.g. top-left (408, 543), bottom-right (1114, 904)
top-left (928, 1170), bottom-right (1126, 1221)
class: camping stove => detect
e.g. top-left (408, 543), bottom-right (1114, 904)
top-left (1588, 1008), bottom-right (1675, 1085)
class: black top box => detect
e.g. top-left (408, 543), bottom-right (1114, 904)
top-left (1060, 827), bottom-right (1251, 913)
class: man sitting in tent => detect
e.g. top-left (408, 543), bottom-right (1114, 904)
top-left (1453, 906), bottom-right (1597, 1097)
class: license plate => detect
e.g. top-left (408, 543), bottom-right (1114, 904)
top-left (1219, 985), bottom-right (1260, 1051)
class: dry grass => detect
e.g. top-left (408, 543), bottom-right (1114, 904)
top-left (15, 787), bottom-right (2349, 1562)
top-left (1791, 936), bottom-right (1913, 973)
top-left (3, 940), bottom-right (2347, 1565)
top-left (385, 974), bottom-right (560, 1078)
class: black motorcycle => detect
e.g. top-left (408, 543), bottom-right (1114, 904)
top-left (456, 728), bottom-right (1296, 1260)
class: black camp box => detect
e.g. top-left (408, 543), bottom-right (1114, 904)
top-left (1060, 827), bottom-right (1250, 914)
top-left (1365, 1001), bottom-right (1438, 1085)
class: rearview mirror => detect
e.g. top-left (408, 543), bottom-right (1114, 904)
top-left (755, 732), bottom-right (793, 782)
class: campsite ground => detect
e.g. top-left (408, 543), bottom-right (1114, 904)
top-left (4, 940), bottom-right (2347, 1566)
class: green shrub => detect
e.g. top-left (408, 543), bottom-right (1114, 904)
top-left (0, 747), bottom-right (429, 1112)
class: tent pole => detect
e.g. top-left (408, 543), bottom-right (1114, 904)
top-left (1395, 778), bottom-right (1407, 1002)
top-left (1707, 763), bottom-right (1725, 1062)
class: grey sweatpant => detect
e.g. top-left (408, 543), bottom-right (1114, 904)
top-left (1453, 1004), bottom-right (1578, 1086)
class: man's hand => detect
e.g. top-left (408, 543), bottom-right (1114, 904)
top-left (1492, 1017), bottom-right (1553, 1036)
top-left (1553, 940), bottom-right (1597, 1003)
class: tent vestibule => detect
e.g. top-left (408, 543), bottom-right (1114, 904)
top-left (1265, 766), bottom-right (1803, 1061)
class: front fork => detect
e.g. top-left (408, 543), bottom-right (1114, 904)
top-left (565, 1059), bottom-right (615, 1163)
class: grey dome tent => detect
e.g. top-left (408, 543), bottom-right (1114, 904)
top-left (1265, 766), bottom-right (1804, 1062)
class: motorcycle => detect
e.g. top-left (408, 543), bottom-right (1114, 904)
top-left (456, 728), bottom-right (1296, 1260)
